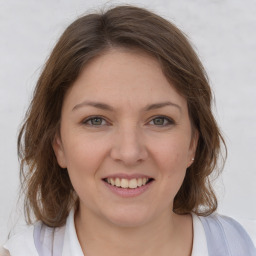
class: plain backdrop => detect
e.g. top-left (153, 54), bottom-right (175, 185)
top-left (1, 0), bottom-right (256, 245)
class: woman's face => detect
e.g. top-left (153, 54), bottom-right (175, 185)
top-left (53, 48), bottom-right (197, 227)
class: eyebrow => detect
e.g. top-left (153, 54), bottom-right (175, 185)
top-left (72, 100), bottom-right (181, 112)
top-left (144, 102), bottom-right (181, 112)
top-left (72, 101), bottom-right (114, 111)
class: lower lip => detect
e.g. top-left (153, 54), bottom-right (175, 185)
top-left (103, 181), bottom-right (153, 198)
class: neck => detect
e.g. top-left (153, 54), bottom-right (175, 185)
top-left (75, 206), bottom-right (193, 256)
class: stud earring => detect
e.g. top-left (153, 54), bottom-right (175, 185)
top-left (187, 158), bottom-right (195, 168)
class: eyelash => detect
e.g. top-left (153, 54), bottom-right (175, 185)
top-left (148, 116), bottom-right (175, 126)
top-left (82, 116), bottom-right (175, 127)
top-left (82, 116), bottom-right (109, 126)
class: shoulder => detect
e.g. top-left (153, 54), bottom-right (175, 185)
top-left (3, 222), bottom-right (66, 256)
top-left (3, 221), bottom-right (66, 256)
top-left (3, 224), bottom-right (38, 255)
top-left (199, 214), bottom-right (256, 255)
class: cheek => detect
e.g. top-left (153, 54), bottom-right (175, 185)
top-left (151, 135), bottom-right (190, 172)
top-left (62, 136), bottom-right (110, 207)
top-left (61, 134), bottom-right (109, 186)
top-left (150, 134), bottom-right (190, 197)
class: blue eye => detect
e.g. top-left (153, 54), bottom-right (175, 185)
top-left (149, 116), bottom-right (174, 126)
top-left (83, 117), bottom-right (107, 126)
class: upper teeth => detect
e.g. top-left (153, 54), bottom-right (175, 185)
top-left (106, 178), bottom-right (149, 189)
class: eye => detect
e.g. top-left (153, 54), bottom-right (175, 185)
top-left (149, 116), bottom-right (174, 126)
top-left (83, 116), bottom-right (108, 126)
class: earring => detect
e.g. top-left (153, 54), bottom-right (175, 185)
top-left (187, 158), bottom-right (195, 168)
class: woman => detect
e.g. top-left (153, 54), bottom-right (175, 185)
top-left (1, 5), bottom-right (255, 256)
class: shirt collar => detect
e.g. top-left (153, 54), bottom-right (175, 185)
top-left (62, 208), bottom-right (84, 256)
top-left (191, 213), bottom-right (209, 256)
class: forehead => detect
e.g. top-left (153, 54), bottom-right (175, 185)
top-left (63, 48), bottom-right (187, 111)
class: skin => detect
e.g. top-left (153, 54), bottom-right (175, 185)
top-left (53, 48), bottom-right (198, 256)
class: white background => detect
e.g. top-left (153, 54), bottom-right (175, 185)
top-left (1, 0), bottom-right (256, 245)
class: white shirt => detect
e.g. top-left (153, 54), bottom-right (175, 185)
top-left (3, 209), bottom-right (209, 256)
top-left (191, 213), bottom-right (209, 256)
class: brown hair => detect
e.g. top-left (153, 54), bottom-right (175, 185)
top-left (18, 5), bottom-right (226, 227)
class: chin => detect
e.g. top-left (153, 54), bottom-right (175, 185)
top-left (103, 206), bottom-right (153, 228)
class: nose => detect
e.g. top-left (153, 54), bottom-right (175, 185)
top-left (110, 126), bottom-right (148, 166)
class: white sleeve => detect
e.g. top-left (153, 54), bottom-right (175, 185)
top-left (232, 218), bottom-right (256, 247)
top-left (3, 225), bottom-right (38, 256)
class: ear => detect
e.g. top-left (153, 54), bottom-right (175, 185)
top-left (187, 129), bottom-right (199, 168)
top-left (52, 133), bottom-right (67, 168)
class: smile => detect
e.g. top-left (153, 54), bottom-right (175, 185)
top-left (103, 177), bottom-right (154, 189)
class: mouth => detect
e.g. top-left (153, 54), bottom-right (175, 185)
top-left (103, 177), bottom-right (154, 189)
